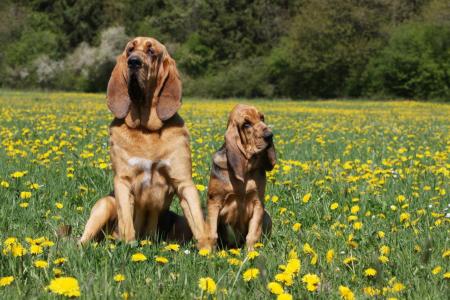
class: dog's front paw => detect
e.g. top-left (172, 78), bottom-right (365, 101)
top-left (196, 236), bottom-right (215, 252)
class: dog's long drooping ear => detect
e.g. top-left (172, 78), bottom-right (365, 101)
top-left (107, 54), bottom-right (130, 119)
top-left (154, 55), bottom-right (182, 121)
top-left (263, 142), bottom-right (277, 171)
top-left (225, 122), bottom-right (247, 182)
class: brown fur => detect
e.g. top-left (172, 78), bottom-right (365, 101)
top-left (206, 104), bottom-right (276, 250)
top-left (79, 37), bottom-right (209, 248)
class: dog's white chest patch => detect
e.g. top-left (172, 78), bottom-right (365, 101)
top-left (127, 157), bottom-right (170, 186)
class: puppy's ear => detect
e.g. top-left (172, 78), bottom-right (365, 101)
top-left (263, 142), bottom-right (277, 171)
top-left (225, 122), bottom-right (247, 182)
top-left (107, 54), bottom-right (130, 119)
top-left (155, 54), bottom-right (182, 121)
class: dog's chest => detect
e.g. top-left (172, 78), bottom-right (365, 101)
top-left (127, 156), bottom-right (171, 187)
top-left (109, 128), bottom-right (173, 189)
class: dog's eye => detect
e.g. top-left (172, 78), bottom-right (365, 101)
top-left (243, 122), bottom-right (251, 129)
top-left (147, 47), bottom-right (154, 55)
top-left (127, 47), bottom-right (134, 54)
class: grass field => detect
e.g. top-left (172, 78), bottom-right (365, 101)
top-left (0, 91), bottom-right (448, 299)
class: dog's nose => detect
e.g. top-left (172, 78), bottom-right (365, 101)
top-left (127, 56), bottom-right (142, 69)
top-left (263, 131), bottom-right (273, 141)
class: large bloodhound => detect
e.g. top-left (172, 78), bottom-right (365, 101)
top-left (79, 37), bottom-right (209, 249)
top-left (206, 104), bottom-right (276, 250)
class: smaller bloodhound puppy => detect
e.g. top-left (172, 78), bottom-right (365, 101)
top-left (79, 37), bottom-right (209, 248)
top-left (206, 104), bottom-right (276, 250)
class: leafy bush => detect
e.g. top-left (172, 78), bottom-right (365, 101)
top-left (183, 57), bottom-right (273, 98)
top-left (366, 23), bottom-right (450, 100)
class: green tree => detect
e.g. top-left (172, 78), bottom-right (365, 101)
top-left (366, 22), bottom-right (450, 100)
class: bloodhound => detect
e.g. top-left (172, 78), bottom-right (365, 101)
top-left (79, 37), bottom-right (209, 248)
top-left (206, 104), bottom-right (276, 250)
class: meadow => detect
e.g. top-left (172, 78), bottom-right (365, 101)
top-left (0, 90), bottom-right (448, 299)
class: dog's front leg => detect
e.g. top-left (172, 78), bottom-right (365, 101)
top-left (206, 197), bottom-right (222, 248)
top-left (115, 177), bottom-right (135, 242)
top-left (246, 199), bottom-right (265, 251)
top-left (177, 182), bottom-right (211, 250)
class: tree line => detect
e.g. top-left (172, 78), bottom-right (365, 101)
top-left (0, 0), bottom-right (448, 100)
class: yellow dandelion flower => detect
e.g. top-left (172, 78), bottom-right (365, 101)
top-left (267, 282), bottom-right (284, 295)
top-left (198, 277), bottom-right (216, 294)
top-left (302, 193), bottom-right (312, 203)
top-left (378, 255), bottom-right (389, 264)
top-left (292, 222), bottom-right (301, 232)
top-left (1, 181), bottom-right (10, 188)
top-left (53, 257), bottom-right (67, 265)
top-left (339, 285), bottom-right (355, 300)
top-left (391, 282), bottom-right (405, 292)
top-left (399, 212), bottom-right (410, 222)
top-left (164, 244), bottom-right (180, 252)
top-left (20, 191), bottom-right (32, 199)
top-left (11, 171), bottom-right (27, 178)
top-left (0, 276), bottom-right (14, 287)
top-left (247, 250), bottom-right (259, 260)
top-left (364, 286), bottom-right (381, 296)
top-left (350, 205), bottom-right (360, 214)
top-left (243, 268), bottom-right (260, 282)
top-left (396, 195), bottom-right (406, 202)
top-left (19, 202), bottom-right (29, 208)
top-left (380, 245), bottom-right (390, 255)
top-left (286, 258), bottom-right (301, 274)
top-left (53, 268), bottom-right (63, 276)
top-left (353, 222), bottom-right (363, 230)
top-left (34, 260), bottom-right (48, 268)
top-left (199, 248), bottom-right (211, 256)
top-left (326, 249), bottom-right (335, 264)
top-left (275, 272), bottom-right (293, 286)
top-left (277, 293), bottom-right (293, 300)
top-left (217, 250), bottom-right (228, 258)
top-left (114, 274), bottom-right (126, 282)
top-left (229, 248), bottom-right (241, 256)
top-left (11, 243), bottom-right (27, 257)
top-left (302, 273), bottom-right (320, 291)
top-left (442, 249), bottom-right (450, 258)
top-left (55, 202), bottom-right (64, 209)
top-left (30, 244), bottom-right (43, 254)
top-left (155, 256), bottom-right (169, 264)
top-left (443, 272), bottom-right (450, 279)
top-left (364, 268), bottom-right (377, 277)
top-left (131, 253), bottom-right (147, 262)
top-left (272, 195), bottom-right (279, 203)
top-left (140, 240), bottom-right (151, 246)
top-left (254, 242), bottom-right (264, 249)
top-left (432, 266), bottom-right (442, 275)
top-left (196, 184), bottom-right (206, 192)
top-left (3, 237), bottom-right (18, 246)
top-left (377, 231), bottom-right (385, 238)
top-left (47, 277), bottom-right (80, 297)
top-left (330, 202), bottom-right (339, 210)
top-left (227, 258), bottom-right (242, 266)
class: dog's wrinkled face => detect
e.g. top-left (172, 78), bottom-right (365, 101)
top-left (107, 37), bottom-right (182, 129)
top-left (225, 104), bottom-right (276, 181)
top-left (125, 37), bottom-right (164, 102)
top-left (230, 105), bottom-right (273, 156)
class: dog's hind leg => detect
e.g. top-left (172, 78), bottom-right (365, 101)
top-left (79, 195), bottom-right (117, 245)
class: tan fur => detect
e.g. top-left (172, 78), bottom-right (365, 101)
top-left (206, 104), bottom-right (276, 250)
top-left (80, 37), bottom-right (209, 249)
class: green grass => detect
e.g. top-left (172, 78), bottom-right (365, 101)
top-left (0, 91), bottom-right (449, 299)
